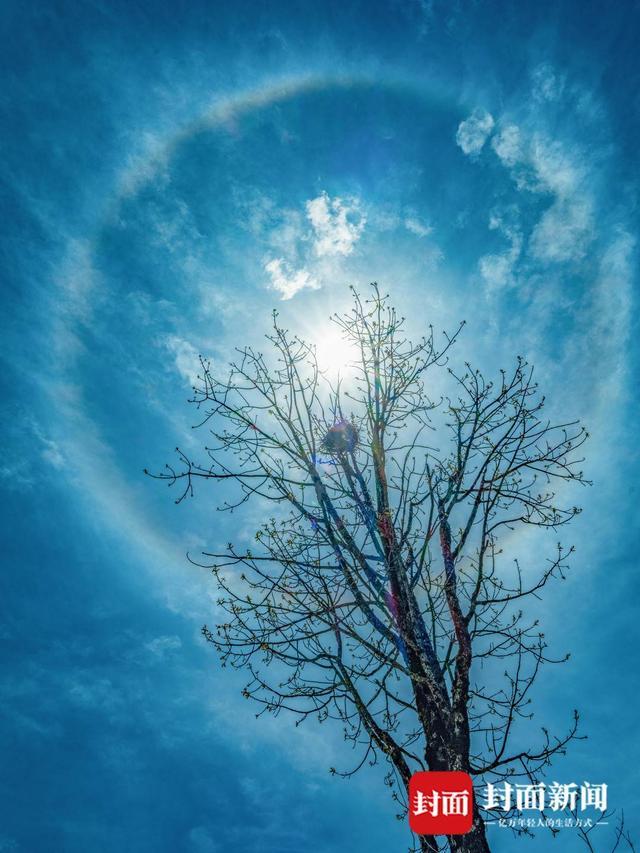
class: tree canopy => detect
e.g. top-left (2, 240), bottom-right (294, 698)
top-left (150, 284), bottom-right (622, 852)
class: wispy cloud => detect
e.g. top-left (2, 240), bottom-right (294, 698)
top-left (527, 136), bottom-right (594, 263)
top-left (32, 421), bottom-right (66, 470)
top-left (462, 78), bottom-right (598, 280)
top-left (0, 416), bottom-right (66, 490)
top-left (478, 208), bottom-right (523, 292)
top-left (579, 228), bottom-right (635, 408)
top-left (0, 460), bottom-right (34, 491)
top-left (163, 335), bottom-right (202, 386)
top-left (145, 634), bottom-right (183, 658)
top-left (531, 63), bottom-right (565, 102)
top-left (458, 65), bottom-right (635, 464)
top-left (404, 216), bottom-right (432, 238)
top-left (493, 127), bottom-right (595, 265)
top-left (529, 195), bottom-right (593, 263)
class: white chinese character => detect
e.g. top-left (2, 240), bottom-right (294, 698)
top-left (413, 790), bottom-right (439, 817)
top-left (441, 790), bottom-right (469, 817)
top-left (484, 782), bottom-right (512, 811)
top-left (515, 783), bottom-right (545, 811)
top-left (548, 782), bottom-right (578, 811)
top-left (581, 783), bottom-right (608, 812)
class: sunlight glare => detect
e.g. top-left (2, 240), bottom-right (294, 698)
top-left (313, 327), bottom-right (359, 375)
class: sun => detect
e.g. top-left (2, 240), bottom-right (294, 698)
top-left (313, 327), bottom-right (359, 376)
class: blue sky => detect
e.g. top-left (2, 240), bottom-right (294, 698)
top-left (1, 1), bottom-right (639, 851)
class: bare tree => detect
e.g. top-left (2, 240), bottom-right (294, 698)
top-left (576, 810), bottom-right (636, 853)
top-left (150, 284), bottom-right (604, 852)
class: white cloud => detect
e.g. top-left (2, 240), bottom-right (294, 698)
top-left (489, 121), bottom-right (594, 266)
top-left (455, 109), bottom-right (494, 156)
top-left (164, 335), bottom-right (202, 386)
top-left (479, 253), bottom-right (514, 291)
top-left (404, 216), bottom-right (432, 238)
top-left (529, 196), bottom-right (593, 263)
top-left (305, 191), bottom-right (366, 257)
top-left (246, 191), bottom-right (368, 298)
top-left (491, 125), bottom-right (522, 167)
top-left (529, 135), bottom-right (582, 196)
top-left (478, 209), bottom-right (523, 292)
top-left (264, 257), bottom-right (319, 300)
top-left (491, 122), bottom-right (584, 200)
top-left (526, 136), bottom-right (593, 263)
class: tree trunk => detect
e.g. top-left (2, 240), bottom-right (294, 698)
top-left (449, 805), bottom-right (491, 853)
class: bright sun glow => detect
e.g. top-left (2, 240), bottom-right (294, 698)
top-left (313, 328), bottom-right (359, 375)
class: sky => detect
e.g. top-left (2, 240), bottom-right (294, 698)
top-left (1, 1), bottom-right (639, 851)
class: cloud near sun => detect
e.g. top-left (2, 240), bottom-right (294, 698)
top-left (263, 190), bottom-right (366, 299)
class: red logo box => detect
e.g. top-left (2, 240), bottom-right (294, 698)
top-left (409, 771), bottom-right (474, 836)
